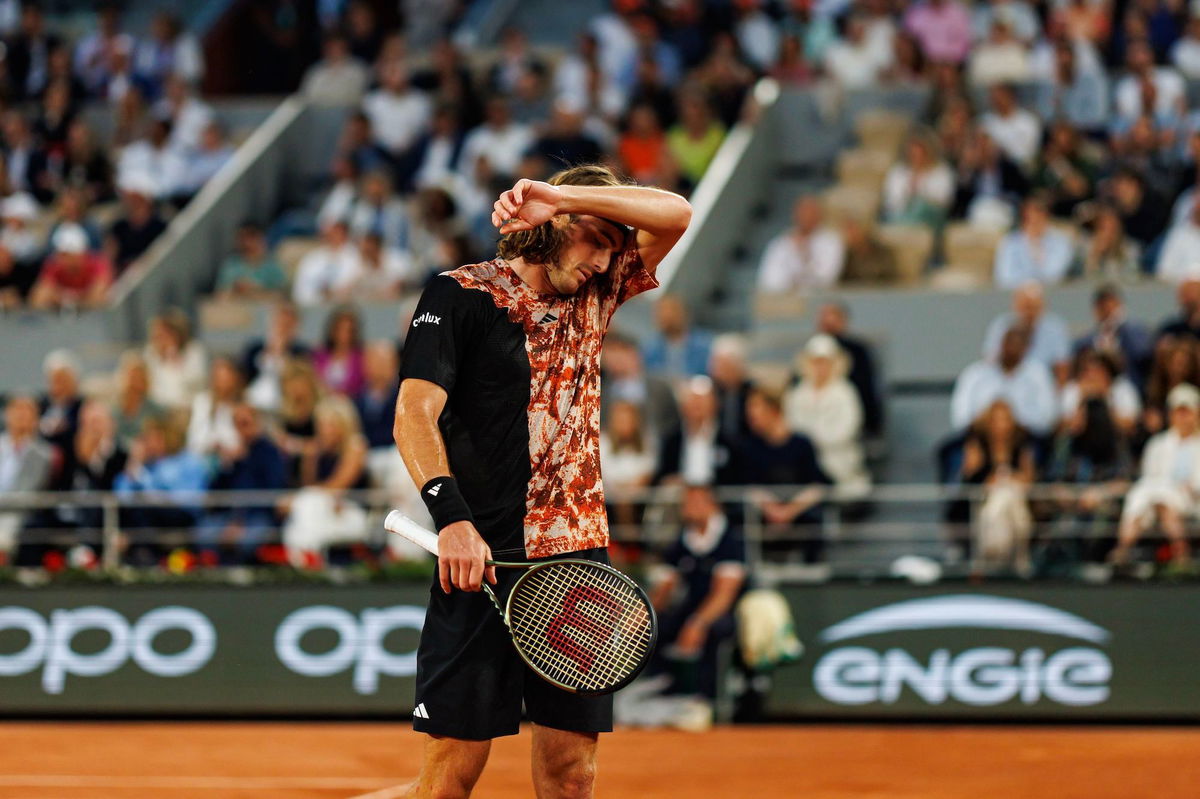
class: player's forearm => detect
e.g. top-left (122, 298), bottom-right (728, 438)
top-left (394, 382), bottom-right (452, 489)
top-left (555, 184), bottom-right (691, 239)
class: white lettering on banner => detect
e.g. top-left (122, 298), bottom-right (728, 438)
top-left (812, 596), bottom-right (1114, 708)
top-left (274, 605), bottom-right (425, 695)
top-left (0, 605), bottom-right (216, 694)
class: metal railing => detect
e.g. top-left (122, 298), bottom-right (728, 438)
top-left (0, 482), bottom-right (1158, 582)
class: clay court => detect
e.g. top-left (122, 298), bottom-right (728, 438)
top-left (0, 722), bottom-right (1195, 798)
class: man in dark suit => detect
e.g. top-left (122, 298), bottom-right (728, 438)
top-left (654, 376), bottom-right (736, 486)
top-left (816, 301), bottom-right (884, 437)
top-left (1074, 284), bottom-right (1153, 388)
top-left (240, 301), bottom-right (311, 409)
top-left (708, 333), bottom-right (754, 442)
top-left (601, 331), bottom-right (680, 439)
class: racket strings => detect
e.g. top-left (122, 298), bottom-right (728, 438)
top-left (507, 562), bottom-right (654, 693)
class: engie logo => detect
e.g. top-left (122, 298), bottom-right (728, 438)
top-left (0, 606), bottom-right (216, 694)
top-left (812, 595), bottom-right (1113, 708)
top-left (275, 605), bottom-right (425, 695)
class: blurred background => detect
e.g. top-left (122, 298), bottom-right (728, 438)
top-left (2, 0), bottom-right (1200, 742)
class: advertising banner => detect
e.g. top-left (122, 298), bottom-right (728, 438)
top-left (2, 583), bottom-right (1198, 719)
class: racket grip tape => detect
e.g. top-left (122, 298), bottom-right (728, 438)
top-left (383, 511), bottom-right (441, 556)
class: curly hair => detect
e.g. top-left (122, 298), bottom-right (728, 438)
top-left (496, 164), bottom-right (631, 264)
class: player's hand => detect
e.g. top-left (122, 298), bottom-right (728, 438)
top-left (491, 179), bottom-right (562, 234)
top-left (437, 520), bottom-right (497, 593)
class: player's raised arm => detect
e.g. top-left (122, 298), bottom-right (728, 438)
top-left (492, 179), bottom-right (692, 273)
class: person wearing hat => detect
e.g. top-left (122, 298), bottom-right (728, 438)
top-left (29, 223), bottom-right (114, 310)
top-left (1112, 383), bottom-right (1200, 566)
top-left (1, 191), bottom-right (43, 265)
top-left (784, 334), bottom-right (870, 499)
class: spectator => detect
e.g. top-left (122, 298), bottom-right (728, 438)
top-left (508, 61), bottom-right (553, 126)
top-left (814, 302), bottom-right (884, 438)
top-left (1060, 349), bottom-right (1141, 443)
top-left (405, 186), bottom-right (467, 283)
top-left (1074, 284), bottom-right (1154, 387)
top-left (240, 302), bottom-right (310, 411)
top-left (155, 73), bottom-right (214, 154)
top-left (952, 326), bottom-right (1058, 435)
top-left (647, 483), bottom-right (746, 706)
top-left (300, 32), bottom-right (369, 105)
top-left (734, 0), bottom-right (781, 72)
top-left (644, 295), bottom-right (714, 382)
top-left (1109, 167), bottom-right (1169, 248)
top-left (414, 38), bottom-right (482, 127)
top-left (1143, 337), bottom-right (1200, 439)
top-left (117, 117), bottom-right (186, 201)
top-left (1116, 115), bottom-right (1175, 202)
top-left (655, 376), bottom-right (736, 487)
top-left (490, 26), bottom-right (546, 97)
top-left (904, 0), bottom-right (973, 65)
top-left (144, 309), bottom-right (207, 409)
top-left (972, 0), bottom-right (1040, 44)
top-left (0, 243), bottom-right (32, 309)
top-left (1034, 40), bottom-right (1109, 133)
top-left (362, 62), bottom-right (431, 160)
top-left (1114, 39), bottom-right (1185, 123)
top-left (0, 395), bottom-right (52, 554)
top-left (784, 335), bottom-right (870, 498)
top-left (1156, 196), bottom-right (1200, 283)
top-left (554, 32), bottom-right (624, 122)
top-left (967, 20), bottom-right (1031, 86)
top-left (216, 222), bottom-right (287, 299)
top-left (281, 395), bottom-right (369, 563)
top-left (1112, 383), bottom-right (1200, 567)
top-left (275, 360), bottom-right (323, 486)
top-left (984, 282), bottom-right (1072, 382)
top-left (3, 112), bottom-right (49, 198)
top-left (758, 195), bottom-right (845, 292)
top-left (111, 351), bottom-right (161, 447)
top-left (114, 411), bottom-right (209, 564)
top-left (1172, 16), bottom-right (1200, 79)
top-left (782, 0), bottom-right (837, 67)
top-left (174, 120), bottom-right (234, 202)
top-left (186, 355), bottom-right (243, 460)
top-left (354, 340), bottom-right (401, 471)
top-left (407, 103), bottom-right (466, 192)
top-left (618, 104), bottom-right (677, 188)
top-left (603, 331), bottom-right (680, 440)
top-left (962, 399), bottom-right (1036, 573)
top-left (459, 97), bottom-right (533, 185)
top-left (666, 88), bottom-right (725, 192)
top-left (29, 224), bottom-right (114, 310)
top-left (1, 192), bottom-right (42, 266)
top-left (1158, 278), bottom-right (1200, 343)
top-left (292, 220), bottom-right (362, 306)
top-left (824, 14), bottom-right (887, 89)
top-left (600, 400), bottom-right (657, 530)
top-left (994, 197), bottom-right (1075, 289)
top-left (952, 128), bottom-right (1027, 227)
top-left (105, 175), bottom-right (167, 275)
top-left (1075, 203), bottom-right (1137, 281)
top-left (342, 0), bottom-right (384, 64)
top-left (526, 103), bottom-right (604, 176)
top-left (33, 72), bottom-right (76, 156)
top-left (770, 33), bottom-right (815, 86)
top-left (694, 32), bottom-right (753, 128)
top-left (1170, 131), bottom-right (1200, 228)
top-left (48, 187), bottom-right (103, 252)
top-left (980, 83), bottom-right (1042, 170)
top-left (882, 132), bottom-right (955, 228)
top-left (6, 4), bottom-right (61, 99)
top-left (55, 121), bottom-right (113, 204)
top-left (73, 2), bottom-right (132, 97)
top-left (198, 403), bottom-right (286, 565)
top-left (313, 305), bottom-right (366, 397)
top-left (1033, 121), bottom-right (1099, 218)
top-left (735, 386), bottom-right (832, 563)
top-left (65, 398), bottom-right (127, 495)
top-left (333, 112), bottom-right (393, 178)
top-left (840, 218), bottom-right (899, 284)
top-left (37, 349), bottom-right (83, 486)
top-left (346, 170), bottom-right (408, 248)
top-left (343, 232), bottom-right (412, 302)
top-left (628, 51), bottom-right (679, 128)
top-left (135, 11), bottom-right (204, 93)
top-left (708, 333), bottom-right (754, 442)
top-left (1049, 0), bottom-right (1111, 48)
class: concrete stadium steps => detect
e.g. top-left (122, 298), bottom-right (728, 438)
top-left (505, 0), bottom-right (610, 45)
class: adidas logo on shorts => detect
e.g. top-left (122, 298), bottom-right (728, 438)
top-left (412, 703), bottom-right (430, 719)
top-left (426, 483), bottom-right (441, 497)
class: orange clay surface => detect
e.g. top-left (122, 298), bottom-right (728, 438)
top-left (0, 722), bottom-right (1195, 798)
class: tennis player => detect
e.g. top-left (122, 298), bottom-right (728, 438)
top-left (394, 164), bottom-right (690, 798)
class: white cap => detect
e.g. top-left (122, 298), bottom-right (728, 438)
top-left (1, 192), bottom-right (39, 222)
top-left (1168, 383), bottom-right (1200, 411)
top-left (804, 333), bottom-right (841, 359)
top-left (52, 223), bottom-right (89, 255)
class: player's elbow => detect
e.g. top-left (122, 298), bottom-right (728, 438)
top-left (669, 195), bottom-right (693, 234)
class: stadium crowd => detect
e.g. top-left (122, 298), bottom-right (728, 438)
top-left (0, 2), bottom-right (230, 311)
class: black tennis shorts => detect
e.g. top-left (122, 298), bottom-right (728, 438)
top-left (411, 545), bottom-right (614, 741)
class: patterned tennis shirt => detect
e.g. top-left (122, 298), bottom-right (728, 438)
top-left (400, 242), bottom-right (658, 558)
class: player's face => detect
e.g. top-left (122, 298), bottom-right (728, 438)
top-left (546, 216), bottom-right (625, 295)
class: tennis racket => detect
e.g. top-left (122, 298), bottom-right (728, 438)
top-left (384, 510), bottom-right (658, 695)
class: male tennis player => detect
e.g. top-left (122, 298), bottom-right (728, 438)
top-left (394, 164), bottom-right (691, 798)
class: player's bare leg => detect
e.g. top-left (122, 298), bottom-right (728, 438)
top-left (404, 735), bottom-right (490, 799)
top-left (530, 725), bottom-right (598, 799)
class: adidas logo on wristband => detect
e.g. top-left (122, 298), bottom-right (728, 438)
top-left (427, 483), bottom-right (441, 497)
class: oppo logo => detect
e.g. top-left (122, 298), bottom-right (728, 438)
top-left (812, 596), bottom-right (1113, 708)
top-left (0, 606), bottom-right (216, 694)
top-left (274, 605), bottom-right (425, 695)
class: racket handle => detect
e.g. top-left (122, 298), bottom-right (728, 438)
top-left (383, 510), bottom-right (441, 557)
